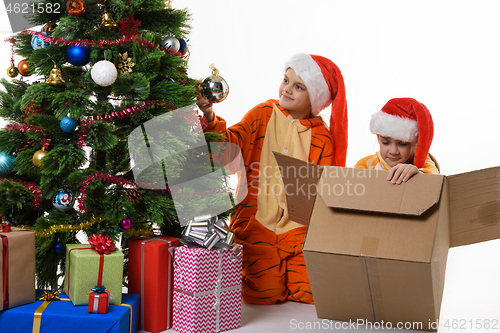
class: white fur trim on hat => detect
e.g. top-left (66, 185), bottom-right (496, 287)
top-left (284, 53), bottom-right (330, 116)
top-left (370, 111), bottom-right (418, 143)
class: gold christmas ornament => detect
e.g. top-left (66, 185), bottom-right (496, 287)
top-left (7, 63), bottom-right (18, 78)
top-left (33, 148), bottom-right (48, 168)
top-left (43, 23), bottom-right (57, 34)
top-left (101, 8), bottom-right (118, 29)
top-left (17, 59), bottom-right (33, 76)
top-left (117, 52), bottom-right (135, 75)
top-left (46, 64), bottom-right (66, 86)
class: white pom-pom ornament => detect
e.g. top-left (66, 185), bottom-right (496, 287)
top-left (91, 60), bottom-right (118, 87)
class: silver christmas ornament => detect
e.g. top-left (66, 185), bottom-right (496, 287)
top-left (201, 64), bottom-right (229, 103)
top-left (160, 36), bottom-right (180, 52)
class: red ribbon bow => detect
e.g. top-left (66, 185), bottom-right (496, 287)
top-left (88, 234), bottom-right (116, 255)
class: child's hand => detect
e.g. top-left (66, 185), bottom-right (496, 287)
top-left (387, 163), bottom-right (420, 185)
top-left (196, 81), bottom-right (214, 122)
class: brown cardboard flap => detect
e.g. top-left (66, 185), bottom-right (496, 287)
top-left (318, 167), bottom-right (444, 216)
top-left (273, 152), bottom-right (323, 226)
top-left (448, 166), bottom-right (500, 247)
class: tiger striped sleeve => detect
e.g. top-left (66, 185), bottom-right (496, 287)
top-left (419, 156), bottom-right (440, 174)
top-left (354, 154), bottom-right (379, 169)
top-left (204, 101), bottom-right (274, 151)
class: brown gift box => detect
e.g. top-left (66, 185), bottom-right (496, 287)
top-left (0, 227), bottom-right (36, 310)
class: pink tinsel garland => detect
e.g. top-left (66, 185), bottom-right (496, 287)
top-left (77, 100), bottom-right (176, 146)
top-left (19, 30), bottom-right (183, 57)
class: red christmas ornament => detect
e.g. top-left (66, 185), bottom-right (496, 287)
top-left (118, 16), bottom-right (141, 36)
top-left (88, 234), bottom-right (116, 254)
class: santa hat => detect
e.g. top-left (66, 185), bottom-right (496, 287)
top-left (370, 97), bottom-right (434, 168)
top-left (284, 53), bottom-right (348, 167)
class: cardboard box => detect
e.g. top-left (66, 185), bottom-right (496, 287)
top-left (128, 236), bottom-right (180, 333)
top-left (0, 290), bottom-right (139, 333)
top-left (274, 152), bottom-right (500, 331)
top-left (63, 244), bottom-right (124, 306)
top-left (172, 245), bottom-right (243, 333)
top-left (0, 227), bottom-right (36, 310)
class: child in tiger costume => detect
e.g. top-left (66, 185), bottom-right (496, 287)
top-left (197, 53), bottom-right (348, 304)
top-left (355, 97), bottom-right (439, 182)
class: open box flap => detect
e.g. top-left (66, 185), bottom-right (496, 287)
top-left (448, 166), bottom-right (500, 247)
top-left (274, 152), bottom-right (323, 226)
top-left (318, 167), bottom-right (444, 216)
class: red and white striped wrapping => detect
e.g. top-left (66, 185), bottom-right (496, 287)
top-left (88, 291), bottom-right (110, 314)
top-left (172, 245), bottom-right (242, 333)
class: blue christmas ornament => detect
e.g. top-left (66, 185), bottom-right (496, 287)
top-left (31, 35), bottom-right (50, 50)
top-left (60, 116), bottom-right (77, 133)
top-left (31, 27), bottom-right (52, 50)
top-left (66, 45), bottom-right (91, 66)
top-left (0, 151), bottom-right (15, 176)
top-left (53, 241), bottom-right (65, 254)
top-left (52, 188), bottom-right (75, 210)
top-left (178, 38), bottom-right (187, 54)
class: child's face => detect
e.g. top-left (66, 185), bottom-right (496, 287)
top-left (377, 135), bottom-right (416, 167)
top-left (278, 68), bottom-right (312, 119)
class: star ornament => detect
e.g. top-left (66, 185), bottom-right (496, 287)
top-left (118, 52), bottom-right (135, 75)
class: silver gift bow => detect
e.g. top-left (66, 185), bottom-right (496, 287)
top-left (182, 215), bottom-right (235, 250)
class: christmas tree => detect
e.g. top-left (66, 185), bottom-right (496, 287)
top-left (0, 0), bottom-right (233, 291)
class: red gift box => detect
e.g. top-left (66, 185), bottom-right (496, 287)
top-left (128, 236), bottom-right (180, 333)
top-left (88, 290), bottom-right (110, 314)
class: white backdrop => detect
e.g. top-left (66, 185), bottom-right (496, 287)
top-left (0, 1), bottom-right (499, 332)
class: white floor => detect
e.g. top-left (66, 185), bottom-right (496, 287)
top-left (138, 239), bottom-right (500, 333)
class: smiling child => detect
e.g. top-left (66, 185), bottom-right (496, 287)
top-left (197, 53), bottom-right (348, 304)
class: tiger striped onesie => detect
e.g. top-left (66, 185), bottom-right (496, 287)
top-left (205, 99), bottom-right (335, 304)
top-left (355, 151), bottom-right (439, 174)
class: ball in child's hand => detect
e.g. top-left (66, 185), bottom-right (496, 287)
top-left (91, 60), bottom-right (118, 87)
top-left (201, 75), bottom-right (229, 103)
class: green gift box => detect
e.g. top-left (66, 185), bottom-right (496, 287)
top-left (63, 244), bottom-right (124, 306)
